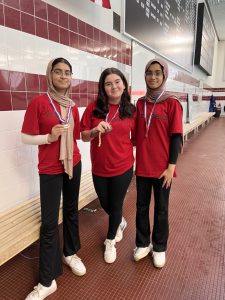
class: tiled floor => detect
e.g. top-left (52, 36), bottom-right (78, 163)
top-left (1, 117), bottom-right (225, 300)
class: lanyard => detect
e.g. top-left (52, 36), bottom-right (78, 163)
top-left (105, 105), bottom-right (120, 124)
top-left (98, 105), bottom-right (120, 148)
top-left (144, 91), bottom-right (164, 137)
top-left (47, 92), bottom-right (72, 124)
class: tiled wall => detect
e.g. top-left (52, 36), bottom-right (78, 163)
top-left (0, 0), bottom-right (131, 111)
top-left (0, 0), bottom-right (131, 65)
top-left (0, 0), bottom-right (224, 212)
top-left (0, 67), bottom-right (101, 110)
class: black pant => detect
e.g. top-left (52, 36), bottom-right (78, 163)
top-left (136, 176), bottom-right (171, 252)
top-left (92, 167), bottom-right (133, 240)
top-left (39, 161), bottom-right (81, 286)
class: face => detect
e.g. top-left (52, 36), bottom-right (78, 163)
top-left (51, 62), bottom-right (72, 94)
top-left (145, 63), bottom-right (164, 90)
top-left (104, 73), bottom-right (125, 104)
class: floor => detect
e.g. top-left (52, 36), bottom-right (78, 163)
top-left (1, 117), bottom-right (225, 300)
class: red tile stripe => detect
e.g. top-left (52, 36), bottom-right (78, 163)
top-left (204, 88), bottom-right (225, 92)
top-left (170, 68), bottom-right (200, 87)
top-left (175, 72), bottom-right (200, 87)
top-left (0, 69), bottom-right (99, 110)
top-left (0, 0), bottom-right (131, 65)
top-left (202, 95), bottom-right (225, 101)
top-left (0, 68), bottom-right (214, 111)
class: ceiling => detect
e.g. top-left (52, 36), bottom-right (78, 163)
top-left (206, 0), bottom-right (225, 41)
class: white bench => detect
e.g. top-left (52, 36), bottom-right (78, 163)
top-left (183, 112), bottom-right (215, 140)
top-left (0, 171), bottom-right (97, 266)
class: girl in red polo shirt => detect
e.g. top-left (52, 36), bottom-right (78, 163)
top-left (22, 58), bottom-right (86, 300)
top-left (80, 68), bottom-right (136, 264)
top-left (133, 58), bottom-right (183, 268)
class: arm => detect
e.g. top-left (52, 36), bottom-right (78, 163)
top-left (159, 133), bottom-right (182, 188)
top-left (21, 133), bottom-right (50, 145)
top-left (22, 124), bottom-right (68, 145)
top-left (168, 133), bottom-right (182, 164)
top-left (81, 127), bottom-right (99, 142)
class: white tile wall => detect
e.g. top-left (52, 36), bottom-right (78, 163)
top-left (1, 26), bottom-right (130, 83)
top-left (0, 111), bottom-right (38, 212)
top-left (0, 107), bottom-right (93, 213)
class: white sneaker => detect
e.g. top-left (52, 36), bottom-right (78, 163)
top-left (104, 239), bottom-right (116, 263)
top-left (133, 243), bottom-right (153, 261)
top-left (115, 217), bottom-right (127, 242)
top-left (152, 251), bottom-right (166, 268)
top-left (25, 280), bottom-right (57, 300)
top-left (63, 254), bottom-right (86, 276)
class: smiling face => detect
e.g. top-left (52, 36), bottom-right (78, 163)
top-left (145, 62), bottom-right (164, 90)
top-left (51, 62), bottom-right (72, 95)
top-left (104, 73), bottom-right (125, 104)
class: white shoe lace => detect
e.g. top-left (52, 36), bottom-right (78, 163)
top-left (27, 284), bottom-right (42, 299)
top-left (105, 240), bottom-right (115, 252)
top-left (25, 281), bottom-right (57, 300)
top-left (70, 255), bottom-right (82, 267)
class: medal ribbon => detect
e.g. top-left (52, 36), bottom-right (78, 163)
top-left (47, 92), bottom-right (72, 124)
top-left (98, 105), bottom-right (120, 147)
top-left (144, 91), bottom-right (164, 137)
top-left (105, 105), bottom-right (120, 124)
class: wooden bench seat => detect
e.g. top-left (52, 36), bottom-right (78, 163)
top-left (0, 171), bottom-right (97, 266)
top-left (183, 112), bottom-right (215, 140)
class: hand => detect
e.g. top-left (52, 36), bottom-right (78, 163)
top-left (159, 164), bottom-right (175, 189)
top-left (96, 121), bottom-right (112, 134)
top-left (48, 124), bottom-right (68, 143)
top-left (89, 121), bottom-right (112, 140)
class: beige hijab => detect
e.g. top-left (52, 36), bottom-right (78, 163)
top-left (46, 58), bottom-right (75, 179)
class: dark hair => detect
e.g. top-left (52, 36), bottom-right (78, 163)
top-left (51, 57), bottom-right (72, 72)
top-left (93, 67), bottom-right (135, 119)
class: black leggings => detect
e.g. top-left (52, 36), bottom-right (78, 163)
top-left (92, 167), bottom-right (133, 240)
top-left (39, 161), bottom-right (81, 286)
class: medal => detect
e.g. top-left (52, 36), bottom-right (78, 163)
top-left (47, 92), bottom-right (72, 125)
